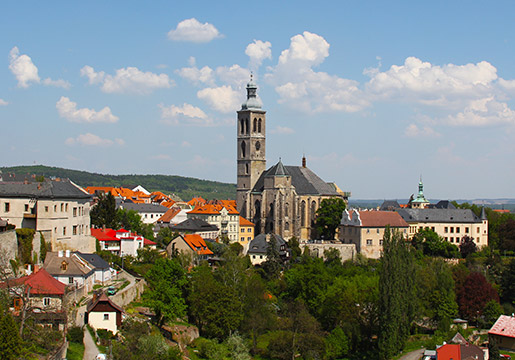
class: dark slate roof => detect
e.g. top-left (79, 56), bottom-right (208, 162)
top-left (396, 208), bottom-right (482, 223)
top-left (252, 163), bottom-right (340, 196)
top-left (75, 252), bottom-right (110, 270)
top-left (171, 218), bottom-right (219, 232)
top-left (247, 234), bottom-right (288, 255)
top-left (380, 200), bottom-right (401, 211)
top-left (0, 178), bottom-right (91, 200)
top-left (432, 200), bottom-right (456, 209)
top-left (266, 160), bottom-right (289, 177)
top-left (118, 202), bottom-right (168, 213)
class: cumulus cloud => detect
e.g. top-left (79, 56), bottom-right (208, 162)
top-left (42, 78), bottom-right (71, 89)
top-left (216, 65), bottom-right (250, 88)
top-left (266, 32), bottom-right (368, 113)
top-left (167, 18), bottom-right (222, 43)
top-left (80, 65), bottom-right (172, 94)
top-left (270, 126), bottom-right (294, 134)
top-left (65, 133), bottom-right (124, 146)
top-left (159, 103), bottom-right (212, 126)
top-left (246, 40), bottom-right (272, 69)
top-left (446, 97), bottom-right (515, 126)
top-left (404, 124), bottom-right (441, 137)
top-left (56, 96), bottom-right (119, 123)
top-left (176, 64), bottom-right (215, 86)
top-left (197, 85), bottom-right (240, 113)
top-left (9, 47), bottom-right (40, 88)
top-left (0, 99), bottom-right (8, 106)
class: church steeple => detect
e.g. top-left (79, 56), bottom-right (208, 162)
top-left (241, 74), bottom-right (262, 110)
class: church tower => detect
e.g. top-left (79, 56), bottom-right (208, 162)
top-left (237, 76), bottom-right (266, 217)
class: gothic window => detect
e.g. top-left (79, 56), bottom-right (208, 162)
top-left (258, 118), bottom-right (262, 133)
top-left (241, 141), bottom-right (246, 158)
top-left (311, 201), bottom-right (317, 224)
top-left (253, 118), bottom-right (257, 132)
top-left (285, 203), bottom-right (289, 217)
top-left (246, 118), bottom-right (250, 134)
top-left (245, 163), bottom-right (249, 174)
top-left (240, 118), bottom-right (244, 134)
top-left (253, 200), bottom-right (261, 235)
top-left (285, 222), bottom-right (290, 231)
top-left (301, 200), bottom-right (306, 227)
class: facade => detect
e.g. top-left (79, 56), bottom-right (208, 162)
top-left (187, 203), bottom-right (240, 242)
top-left (247, 234), bottom-right (290, 265)
top-left (43, 251), bottom-right (95, 292)
top-left (339, 210), bottom-right (409, 259)
top-left (489, 315), bottom-right (515, 351)
top-left (86, 292), bottom-right (123, 334)
top-left (166, 234), bottom-right (214, 262)
top-left (91, 228), bottom-right (156, 257)
top-left (0, 175), bottom-right (95, 252)
top-left (75, 252), bottom-right (113, 284)
top-left (239, 216), bottom-right (254, 247)
top-left (236, 78), bottom-right (349, 240)
top-left (118, 202), bottom-right (169, 224)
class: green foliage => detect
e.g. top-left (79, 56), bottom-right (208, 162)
top-left (156, 227), bottom-right (177, 248)
top-left (96, 329), bottom-right (114, 340)
top-left (0, 165), bottom-right (236, 200)
top-left (193, 337), bottom-right (227, 360)
top-left (144, 258), bottom-right (187, 326)
top-left (225, 333), bottom-right (251, 360)
top-left (15, 228), bottom-right (35, 265)
top-left (378, 227), bottom-right (416, 360)
top-left (325, 327), bottom-right (350, 360)
top-left (315, 198), bottom-right (347, 240)
top-left (67, 326), bottom-right (84, 344)
top-left (501, 259), bottom-right (515, 305)
top-left (482, 300), bottom-right (503, 328)
top-left (287, 236), bottom-right (302, 261)
top-left (90, 192), bottom-right (117, 228)
top-left (459, 236), bottom-right (478, 258)
top-left (489, 338), bottom-right (500, 360)
top-left (0, 307), bottom-right (22, 360)
top-left (262, 237), bottom-right (283, 280)
top-left (39, 232), bottom-right (49, 263)
top-left (412, 227), bottom-right (460, 258)
top-left (456, 272), bottom-right (499, 323)
top-left (116, 208), bottom-right (143, 233)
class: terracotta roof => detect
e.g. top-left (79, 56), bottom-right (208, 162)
top-left (348, 210), bottom-right (409, 227)
top-left (91, 228), bottom-right (118, 242)
top-left (188, 203), bottom-right (239, 215)
top-left (158, 207), bottom-right (182, 223)
top-left (183, 234), bottom-right (214, 255)
top-left (9, 269), bottom-right (65, 296)
top-left (489, 315), bottom-right (515, 338)
top-left (239, 216), bottom-right (254, 226)
top-left (436, 344), bottom-right (460, 360)
top-left (188, 196), bottom-right (207, 207)
top-left (144, 238), bottom-right (156, 246)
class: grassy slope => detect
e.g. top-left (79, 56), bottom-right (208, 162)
top-left (0, 165), bottom-right (236, 201)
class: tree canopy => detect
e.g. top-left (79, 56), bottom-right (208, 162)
top-left (314, 198), bottom-right (346, 240)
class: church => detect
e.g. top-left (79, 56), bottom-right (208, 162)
top-left (236, 77), bottom-right (349, 240)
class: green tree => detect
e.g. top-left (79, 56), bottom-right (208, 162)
top-left (144, 258), bottom-right (187, 326)
top-left (90, 192), bottom-right (117, 228)
top-left (156, 227), bottom-right (176, 248)
top-left (287, 236), bottom-right (302, 262)
top-left (489, 338), bottom-right (500, 360)
top-left (262, 237), bottom-right (283, 280)
top-left (459, 236), bottom-right (478, 258)
top-left (314, 198), bottom-right (346, 240)
top-left (412, 227), bottom-right (459, 258)
top-left (325, 326), bottom-right (350, 360)
top-left (0, 306), bottom-right (22, 360)
top-left (378, 227), bottom-right (416, 360)
top-left (116, 209), bottom-right (144, 234)
top-left (501, 259), bottom-right (515, 305)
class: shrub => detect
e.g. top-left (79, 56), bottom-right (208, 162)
top-left (67, 326), bottom-right (84, 344)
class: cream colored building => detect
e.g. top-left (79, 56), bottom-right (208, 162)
top-left (86, 292), bottom-right (122, 334)
top-left (0, 176), bottom-right (95, 253)
top-left (239, 216), bottom-right (254, 247)
top-left (339, 209), bottom-right (409, 259)
top-left (187, 204), bottom-right (240, 242)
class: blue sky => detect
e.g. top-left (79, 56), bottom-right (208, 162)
top-left (1, 1), bottom-right (515, 199)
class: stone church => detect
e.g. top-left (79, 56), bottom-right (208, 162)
top-left (236, 77), bottom-right (349, 240)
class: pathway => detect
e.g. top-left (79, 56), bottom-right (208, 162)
top-left (398, 348), bottom-right (425, 360)
top-left (83, 328), bottom-right (100, 360)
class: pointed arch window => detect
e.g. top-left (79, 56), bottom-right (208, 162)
top-left (245, 163), bottom-right (249, 174)
top-left (241, 141), bottom-right (246, 158)
top-left (301, 200), bottom-right (306, 227)
top-left (258, 118), bottom-right (262, 133)
top-left (246, 118), bottom-right (250, 134)
top-left (253, 118), bottom-right (257, 132)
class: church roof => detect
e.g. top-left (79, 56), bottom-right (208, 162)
top-left (252, 163), bottom-right (340, 196)
top-left (396, 208), bottom-right (482, 224)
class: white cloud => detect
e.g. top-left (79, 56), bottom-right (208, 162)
top-left (246, 40), bottom-right (272, 69)
top-left (446, 97), bottom-right (515, 126)
top-left (176, 65), bottom-right (215, 86)
top-left (9, 47), bottom-right (40, 88)
top-left (216, 65), bottom-right (250, 88)
top-left (278, 31), bottom-right (329, 67)
top-left (56, 96), bottom-right (119, 123)
top-left (80, 65), bottom-right (172, 94)
top-left (404, 124), bottom-right (441, 137)
top-left (42, 78), bottom-right (71, 89)
top-left (159, 103), bottom-right (212, 126)
top-left (0, 99), bottom-right (8, 106)
top-left (167, 18), bottom-right (222, 43)
top-left (270, 126), bottom-right (294, 134)
top-left (197, 85), bottom-right (240, 113)
top-left (65, 133), bottom-right (124, 146)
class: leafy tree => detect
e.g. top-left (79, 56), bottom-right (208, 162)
top-left (90, 192), bottom-right (117, 228)
top-left (39, 232), bottom-right (50, 263)
top-left (262, 237), bottom-right (283, 279)
top-left (412, 227), bottom-right (460, 258)
top-left (116, 208), bottom-right (144, 233)
top-left (501, 259), bottom-right (515, 305)
top-left (0, 306), bottom-right (22, 360)
top-left (459, 236), bottom-right (478, 258)
top-left (225, 333), bottom-right (251, 360)
top-left (456, 272), bottom-right (499, 323)
top-left (144, 258), bottom-right (187, 326)
top-left (325, 326), bottom-right (350, 360)
top-left (287, 236), bottom-right (302, 262)
top-left (378, 227), bottom-right (416, 360)
top-left (315, 198), bottom-right (346, 240)
top-left (156, 227), bottom-right (176, 248)
top-left (488, 338), bottom-right (500, 360)
top-left (482, 300), bottom-right (503, 328)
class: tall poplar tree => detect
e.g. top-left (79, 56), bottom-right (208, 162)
top-left (378, 226), bottom-right (416, 360)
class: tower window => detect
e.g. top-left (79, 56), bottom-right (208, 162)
top-left (246, 118), bottom-right (249, 134)
top-left (253, 118), bottom-right (257, 132)
top-left (241, 141), bottom-right (246, 158)
top-left (245, 163), bottom-right (249, 174)
top-left (258, 118), bottom-right (262, 133)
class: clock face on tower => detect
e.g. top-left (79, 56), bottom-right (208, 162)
top-left (255, 141), bottom-right (261, 151)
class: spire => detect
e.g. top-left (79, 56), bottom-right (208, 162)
top-left (241, 74), bottom-right (262, 110)
top-left (267, 158), bottom-right (289, 177)
top-left (480, 206), bottom-right (487, 220)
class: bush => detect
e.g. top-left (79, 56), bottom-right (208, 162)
top-left (67, 326), bottom-right (84, 344)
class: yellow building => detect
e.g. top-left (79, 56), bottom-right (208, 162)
top-left (239, 216), bottom-right (254, 246)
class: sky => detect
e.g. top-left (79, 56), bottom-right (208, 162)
top-left (1, 1), bottom-right (515, 200)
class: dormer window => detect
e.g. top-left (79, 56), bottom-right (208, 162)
top-left (61, 261), bottom-right (68, 271)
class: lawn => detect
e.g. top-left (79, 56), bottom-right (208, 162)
top-left (67, 342), bottom-right (85, 360)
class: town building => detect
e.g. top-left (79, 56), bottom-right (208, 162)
top-left (166, 234), bottom-right (214, 263)
top-left (118, 202), bottom-right (169, 224)
top-left (239, 216), bottom-right (254, 247)
top-left (168, 218), bottom-right (219, 240)
top-left (0, 174), bottom-right (95, 252)
top-left (235, 77), bottom-right (349, 240)
top-left (247, 233), bottom-right (290, 265)
top-left (85, 291), bottom-right (123, 334)
top-left (489, 315), bottom-right (515, 351)
top-left (339, 210), bottom-right (409, 259)
top-left (187, 203), bottom-right (240, 242)
top-left (74, 252), bottom-right (113, 284)
top-left (91, 228), bottom-right (156, 257)
top-left (43, 251), bottom-right (95, 292)
top-left (435, 343), bottom-right (485, 360)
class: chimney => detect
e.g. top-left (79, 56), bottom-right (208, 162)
top-left (58, 250), bottom-right (64, 257)
top-left (65, 250), bottom-right (70, 258)
top-left (302, 155), bottom-right (306, 168)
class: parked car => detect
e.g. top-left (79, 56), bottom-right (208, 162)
top-left (107, 286), bottom-right (116, 295)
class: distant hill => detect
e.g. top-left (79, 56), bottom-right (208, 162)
top-left (0, 165), bottom-right (236, 201)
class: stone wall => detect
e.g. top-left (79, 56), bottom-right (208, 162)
top-left (300, 242), bottom-right (357, 262)
top-left (0, 230), bottom-right (18, 272)
top-left (112, 278), bottom-right (146, 308)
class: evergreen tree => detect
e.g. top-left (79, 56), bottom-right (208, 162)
top-left (90, 192), bottom-right (117, 228)
top-left (0, 307), bottom-right (22, 360)
top-left (314, 198), bottom-right (346, 240)
top-left (378, 226), bottom-right (416, 360)
top-left (488, 338), bottom-right (500, 360)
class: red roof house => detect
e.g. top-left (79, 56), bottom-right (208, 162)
top-left (489, 315), bottom-right (515, 351)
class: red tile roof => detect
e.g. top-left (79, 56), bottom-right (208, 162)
top-left (144, 238), bottom-right (157, 246)
top-left (10, 269), bottom-right (65, 296)
top-left (188, 203), bottom-right (239, 215)
top-left (352, 210), bottom-right (409, 228)
top-left (183, 234), bottom-right (214, 255)
top-left (239, 216), bottom-right (254, 226)
top-left (436, 344), bottom-right (461, 360)
top-left (158, 207), bottom-right (182, 223)
top-left (188, 196), bottom-right (207, 207)
top-left (489, 315), bottom-right (515, 338)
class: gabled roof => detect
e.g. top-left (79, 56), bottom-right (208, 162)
top-left (239, 216), bottom-right (254, 227)
top-left (158, 207), bottom-right (182, 223)
top-left (396, 208), bottom-right (482, 224)
top-left (87, 292), bottom-right (123, 313)
top-left (171, 218), bottom-right (219, 232)
top-left (75, 252), bottom-right (110, 270)
top-left (489, 315), bottom-right (515, 338)
top-left (266, 160), bottom-right (289, 177)
top-left (118, 202), bottom-right (168, 213)
top-left (0, 178), bottom-right (91, 200)
top-left (380, 200), bottom-right (401, 211)
top-left (341, 210), bottom-right (408, 228)
top-left (144, 238), bottom-right (156, 246)
top-left (188, 203), bottom-right (239, 215)
top-left (248, 234), bottom-right (288, 255)
top-left (182, 234), bottom-right (214, 255)
top-left (91, 228), bottom-right (118, 242)
top-left (188, 196), bottom-right (207, 207)
top-left (252, 164), bottom-right (340, 196)
top-left (43, 252), bottom-right (95, 277)
top-left (9, 268), bottom-right (65, 296)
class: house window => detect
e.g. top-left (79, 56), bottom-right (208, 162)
top-left (25, 204), bottom-right (29, 211)
top-left (4, 203), bottom-right (9, 212)
top-left (431, 227), bottom-right (435, 231)
top-left (61, 203), bottom-right (64, 212)
top-left (61, 261), bottom-right (68, 271)
top-left (366, 239), bottom-right (372, 246)
top-left (73, 226), bottom-right (77, 235)
top-left (241, 228), bottom-right (244, 233)
top-left (68, 277), bottom-right (74, 284)
top-left (444, 227), bottom-right (448, 233)
top-left (43, 298), bottom-right (51, 306)
top-left (376, 229), bottom-right (380, 234)
top-left (45, 206), bottom-right (49, 212)
top-left (247, 228), bottom-right (251, 232)
top-left (366, 229), bottom-right (370, 234)
top-left (456, 227), bottom-right (460, 234)
top-left (477, 227), bottom-right (480, 233)
top-left (379, 240), bottom-right (383, 245)
top-left (65, 204), bottom-right (68, 212)
top-left (450, 227), bottom-right (454, 233)
top-left (73, 208), bottom-right (77, 217)
top-left (247, 237), bottom-right (251, 241)
top-left (104, 314), bottom-right (109, 320)
top-left (465, 227), bottom-right (469, 233)
top-left (63, 227), bottom-right (66, 236)
top-left (241, 237), bottom-right (244, 242)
